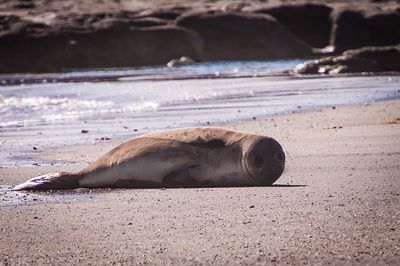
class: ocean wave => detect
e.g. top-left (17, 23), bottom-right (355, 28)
top-left (0, 94), bottom-right (159, 127)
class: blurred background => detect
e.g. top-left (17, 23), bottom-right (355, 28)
top-left (0, 0), bottom-right (399, 73)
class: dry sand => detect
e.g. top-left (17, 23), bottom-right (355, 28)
top-left (1, 98), bottom-right (399, 265)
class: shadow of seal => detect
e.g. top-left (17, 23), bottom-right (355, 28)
top-left (14, 127), bottom-right (285, 190)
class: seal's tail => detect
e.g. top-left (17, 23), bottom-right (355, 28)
top-left (13, 172), bottom-right (81, 191)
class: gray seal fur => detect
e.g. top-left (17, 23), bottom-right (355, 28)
top-left (14, 127), bottom-right (285, 190)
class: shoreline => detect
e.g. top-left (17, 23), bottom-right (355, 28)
top-left (1, 74), bottom-right (399, 169)
top-left (1, 96), bottom-right (399, 180)
top-left (1, 98), bottom-right (399, 264)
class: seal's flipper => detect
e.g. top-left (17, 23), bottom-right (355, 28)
top-left (13, 172), bottom-right (80, 191)
top-left (163, 166), bottom-right (211, 188)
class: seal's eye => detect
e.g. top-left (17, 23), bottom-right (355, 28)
top-left (254, 155), bottom-right (264, 168)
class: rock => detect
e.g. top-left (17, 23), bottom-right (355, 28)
top-left (55, 12), bottom-right (171, 29)
top-left (167, 56), bottom-right (195, 67)
top-left (176, 11), bottom-right (312, 61)
top-left (294, 45), bottom-right (400, 75)
top-left (12, 0), bottom-right (35, 9)
top-left (136, 7), bottom-right (187, 20)
top-left (0, 15), bottom-right (50, 37)
top-left (0, 13), bottom-right (203, 73)
top-left (128, 17), bottom-right (170, 28)
top-left (248, 3), bottom-right (333, 48)
top-left (330, 7), bottom-right (400, 53)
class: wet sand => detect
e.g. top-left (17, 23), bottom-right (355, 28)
top-left (1, 99), bottom-right (399, 265)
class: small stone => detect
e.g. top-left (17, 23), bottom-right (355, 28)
top-left (81, 129), bottom-right (89, 134)
top-left (95, 136), bottom-right (111, 141)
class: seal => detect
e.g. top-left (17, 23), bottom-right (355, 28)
top-left (14, 127), bottom-right (285, 190)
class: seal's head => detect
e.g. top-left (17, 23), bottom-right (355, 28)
top-left (242, 136), bottom-right (285, 185)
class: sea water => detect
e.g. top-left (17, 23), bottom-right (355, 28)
top-left (1, 60), bottom-right (399, 166)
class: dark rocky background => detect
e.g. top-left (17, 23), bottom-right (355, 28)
top-left (0, 0), bottom-right (399, 74)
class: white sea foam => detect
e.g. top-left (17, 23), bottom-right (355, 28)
top-left (1, 74), bottom-right (399, 129)
top-left (0, 94), bottom-right (158, 127)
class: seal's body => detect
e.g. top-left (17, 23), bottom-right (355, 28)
top-left (14, 127), bottom-right (285, 190)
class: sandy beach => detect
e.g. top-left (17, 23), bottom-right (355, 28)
top-left (1, 0), bottom-right (399, 264)
top-left (1, 98), bottom-right (399, 265)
